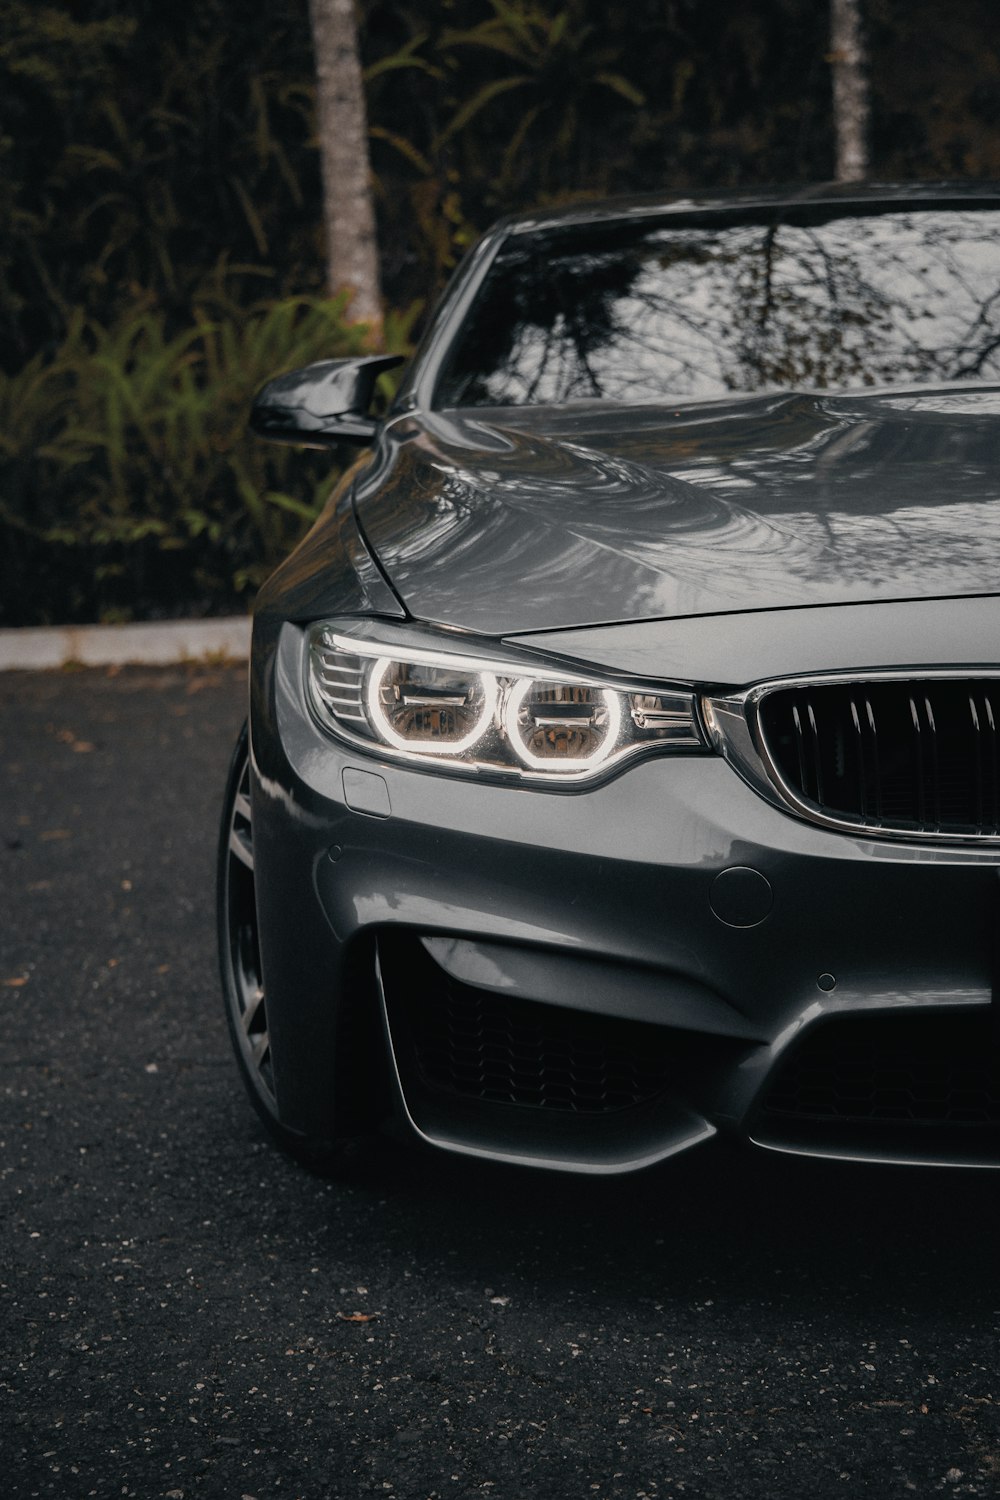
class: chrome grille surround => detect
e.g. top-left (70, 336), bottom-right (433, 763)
top-left (704, 669), bottom-right (1000, 846)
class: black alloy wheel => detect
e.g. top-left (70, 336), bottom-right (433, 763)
top-left (217, 724), bottom-right (365, 1173)
top-left (217, 723), bottom-right (281, 1130)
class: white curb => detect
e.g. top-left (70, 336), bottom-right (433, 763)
top-left (0, 617), bottom-right (251, 671)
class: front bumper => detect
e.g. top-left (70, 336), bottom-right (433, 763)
top-left (250, 622), bottom-right (1000, 1172)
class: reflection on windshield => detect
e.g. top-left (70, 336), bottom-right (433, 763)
top-left (438, 209), bottom-right (1000, 407)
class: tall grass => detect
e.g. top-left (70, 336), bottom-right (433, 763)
top-left (0, 294), bottom-right (416, 625)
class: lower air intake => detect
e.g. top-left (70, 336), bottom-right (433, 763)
top-left (401, 967), bottom-right (674, 1115)
top-left (761, 1012), bottom-right (1000, 1128)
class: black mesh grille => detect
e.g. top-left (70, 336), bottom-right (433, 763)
top-left (405, 976), bottom-right (674, 1115)
top-left (759, 678), bottom-right (1000, 837)
top-left (761, 1013), bottom-right (1000, 1128)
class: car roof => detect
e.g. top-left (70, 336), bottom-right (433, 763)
top-left (498, 179), bottom-right (1000, 237)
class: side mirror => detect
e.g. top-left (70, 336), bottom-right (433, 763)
top-left (249, 354), bottom-right (405, 446)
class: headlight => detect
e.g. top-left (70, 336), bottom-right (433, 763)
top-left (307, 622), bottom-right (707, 783)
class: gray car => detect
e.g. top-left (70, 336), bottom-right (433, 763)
top-left (219, 182), bottom-right (1000, 1176)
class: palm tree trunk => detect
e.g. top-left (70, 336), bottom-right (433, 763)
top-left (307, 0), bottom-right (383, 338)
top-left (830, 0), bottom-right (871, 181)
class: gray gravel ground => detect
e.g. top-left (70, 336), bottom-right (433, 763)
top-left (2, 664), bottom-right (1000, 1500)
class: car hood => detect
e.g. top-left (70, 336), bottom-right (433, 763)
top-left (355, 386), bottom-right (1000, 637)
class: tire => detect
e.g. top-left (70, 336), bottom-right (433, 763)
top-left (216, 722), bottom-right (356, 1173)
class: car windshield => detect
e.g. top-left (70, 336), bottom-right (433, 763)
top-left (435, 204), bottom-right (1000, 407)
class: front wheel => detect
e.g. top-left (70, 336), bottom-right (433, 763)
top-left (216, 723), bottom-right (356, 1173)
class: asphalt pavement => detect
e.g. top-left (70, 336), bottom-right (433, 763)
top-left (2, 664), bottom-right (999, 1499)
